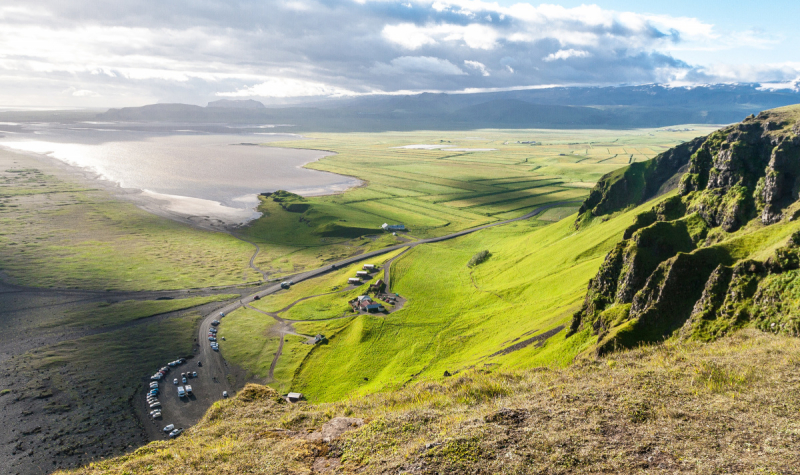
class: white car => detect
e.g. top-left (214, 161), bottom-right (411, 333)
top-left (163, 424), bottom-right (175, 432)
top-left (151, 411), bottom-right (162, 419)
top-left (173, 378), bottom-right (178, 384)
top-left (169, 428), bottom-right (184, 438)
top-left (222, 391), bottom-right (228, 398)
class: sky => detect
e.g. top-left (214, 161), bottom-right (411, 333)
top-left (1, 0), bottom-right (799, 108)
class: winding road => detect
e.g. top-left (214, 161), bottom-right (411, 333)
top-left (195, 200), bottom-right (580, 389)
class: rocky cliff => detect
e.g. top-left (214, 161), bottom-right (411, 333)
top-left (570, 106), bottom-right (800, 353)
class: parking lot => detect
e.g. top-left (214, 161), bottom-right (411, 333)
top-left (135, 312), bottom-right (235, 441)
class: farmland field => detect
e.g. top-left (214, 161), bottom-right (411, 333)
top-left (241, 126), bottom-right (717, 278)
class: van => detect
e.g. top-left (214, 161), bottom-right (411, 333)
top-left (177, 386), bottom-right (186, 398)
top-left (185, 385), bottom-right (193, 396)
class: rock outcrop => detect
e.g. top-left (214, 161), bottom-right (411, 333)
top-left (570, 107), bottom-right (800, 352)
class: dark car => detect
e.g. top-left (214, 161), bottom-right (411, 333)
top-left (253, 295), bottom-right (260, 300)
top-left (198, 361), bottom-right (202, 367)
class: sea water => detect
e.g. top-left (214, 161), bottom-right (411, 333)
top-left (0, 124), bottom-right (360, 223)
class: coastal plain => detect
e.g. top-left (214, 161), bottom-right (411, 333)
top-left (0, 125), bottom-right (714, 473)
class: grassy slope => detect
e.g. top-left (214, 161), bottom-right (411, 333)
top-left (63, 330), bottom-right (800, 474)
top-left (221, 249), bottom-right (407, 392)
top-left (284, 197), bottom-right (664, 402)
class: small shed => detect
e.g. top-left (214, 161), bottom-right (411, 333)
top-left (287, 392), bottom-right (303, 402)
top-left (369, 279), bottom-right (386, 293)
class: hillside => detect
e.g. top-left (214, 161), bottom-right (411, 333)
top-left (61, 330), bottom-right (800, 474)
top-left (571, 105), bottom-right (800, 354)
top-left (40, 106), bottom-right (800, 473)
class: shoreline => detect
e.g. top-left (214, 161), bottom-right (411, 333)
top-left (0, 140), bottom-right (362, 233)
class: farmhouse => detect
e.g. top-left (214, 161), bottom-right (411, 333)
top-left (381, 223), bottom-right (405, 231)
top-left (349, 295), bottom-right (385, 313)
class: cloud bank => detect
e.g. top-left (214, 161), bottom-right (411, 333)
top-left (0, 0), bottom-right (796, 107)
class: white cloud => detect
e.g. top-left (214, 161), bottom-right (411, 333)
top-left (216, 78), bottom-right (358, 98)
top-left (464, 60), bottom-right (489, 76)
top-left (543, 49), bottom-right (591, 62)
top-left (72, 89), bottom-right (99, 97)
top-left (382, 24), bottom-right (437, 50)
top-left (0, 0), bottom-right (791, 106)
top-left (373, 56), bottom-right (466, 75)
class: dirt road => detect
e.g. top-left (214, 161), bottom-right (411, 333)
top-left (134, 201), bottom-right (581, 447)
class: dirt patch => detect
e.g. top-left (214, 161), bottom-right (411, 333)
top-left (490, 325), bottom-right (564, 357)
top-left (307, 417), bottom-right (364, 443)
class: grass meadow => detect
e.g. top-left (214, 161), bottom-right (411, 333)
top-left (240, 127), bottom-right (715, 278)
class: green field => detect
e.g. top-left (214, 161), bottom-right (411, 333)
top-left (221, 249), bottom-right (407, 393)
top-left (239, 127), bottom-right (716, 278)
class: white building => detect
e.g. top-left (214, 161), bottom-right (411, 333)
top-left (381, 223), bottom-right (406, 231)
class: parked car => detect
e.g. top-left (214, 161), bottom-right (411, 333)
top-left (222, 337), bottom-right (226, 341)
top-left (182, 377), bottom-right (187, 384)
top-left (208, 337), bottom-right (216, 342)
top-left (152, 411), bottom-right (162, 419)
top-left (253, 295), bottom-right (260, 300)
top-left (178, 358), bottom-right (186, 363)
top-left (197, 361), bottom-right (202, 367)
top-left (163, 424), bottom-right (175, 432)
top-left (222, 391), bottom-right (228, 398)
top-left (192, 372), bottom-right (197, 378)
top-left (211, 320), bottom-right (220, 326)
top-left (219, 312), bottom-right (225, 317)
top-left (169, 428), bottom-right (183, 438)
top-left (173, 378), bottom-right (178, 385)
top-left (212, 346), bottom-right (219, 352)
top-left (149, 402), bottom-right (161, 409)
top-left (168, 361), bottom-right (178, 367)
top-left (178, 386), bottom-right (186, 397)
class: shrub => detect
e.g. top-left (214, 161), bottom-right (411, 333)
top-left (467, 250), bottom-right (491, 268)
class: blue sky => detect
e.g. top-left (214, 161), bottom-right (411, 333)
top-left (531, 0), bottom-right (800, 63)
top-left (0, 0), bottom-right (798, 107)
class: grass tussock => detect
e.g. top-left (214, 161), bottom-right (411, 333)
top-left (62, 329), bottom-right (800, 474)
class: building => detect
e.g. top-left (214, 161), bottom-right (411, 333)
top-left (350, 295), bottom-right (385, 313)
top-left (356, 270), bottom-right (369, 278)
top-left (369, 279), bottom-right (386, 293)
top-left (287, 392), bottom-right (303, 402)
top-left (311, 334), bottom-right (325, 344)
top-left (381, 223), bottom-right (406, 231)
top-left (363, 264), bottom-right (376, 271)
top-left (348, 277), bottom-right (362, 285)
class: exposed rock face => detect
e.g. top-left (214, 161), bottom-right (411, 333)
top-left (576, 137), bottom-right (705, 225)
top-left (570, 108), bottom-right (800, 351)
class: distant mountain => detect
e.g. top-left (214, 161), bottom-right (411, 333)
top-left (207, 99), bottom-right (266, 109)
top-left (96, 84), bottom-right (800, 131)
